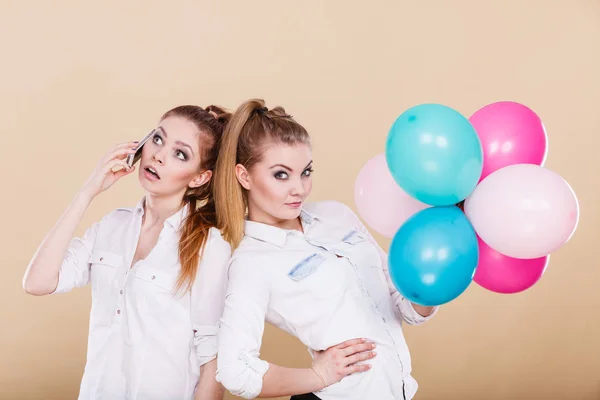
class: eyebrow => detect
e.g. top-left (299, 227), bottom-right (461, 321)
top-left (158, 127), bottom-right (195, 156)
top-left (269, 160), bottom-right (313, 171)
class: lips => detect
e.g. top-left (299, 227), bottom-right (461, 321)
top-left (286, 201), bottom-right (302, 208)
top-left (144, 166), bottom-right (160, 180)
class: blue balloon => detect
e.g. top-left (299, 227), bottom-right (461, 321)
top-left (385, 103), bottom-right (483, 206)
top-left (388, 206), bottom-right (479, 306)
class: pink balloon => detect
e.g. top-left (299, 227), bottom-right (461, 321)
top-left (469, 101), bottom-right (548, 182)
top-left (464, 164), bottom-right (579, 259)
top-left (474, 236), bottom-right (549, 294)
top-left (354, 153), bottom-right (429, 238)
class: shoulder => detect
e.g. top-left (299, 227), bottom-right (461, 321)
top-left (96, 206), bottom-right (137, 227)
top-left (203, 227), bottom-right (232, 259)
top-left (227, 236), bottom-right (277, 279)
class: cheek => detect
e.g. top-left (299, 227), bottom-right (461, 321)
top-left (253, 178), bottom-right (287, 203)
top-left (165, 163), bottom-right (198, 185)
top-left (304, 178), bottom-right (313, 195)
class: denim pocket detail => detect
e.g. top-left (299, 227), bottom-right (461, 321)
top-left (287, 253), bottom-right (326, 282)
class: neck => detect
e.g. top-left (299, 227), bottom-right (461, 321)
top-left (143, 192), bottom-right (185, 228)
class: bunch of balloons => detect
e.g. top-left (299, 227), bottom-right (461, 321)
top-left (354, 101), bottom-right (579, 306)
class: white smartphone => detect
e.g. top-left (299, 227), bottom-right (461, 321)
top-left (126, 128), bottom-right (161, 168)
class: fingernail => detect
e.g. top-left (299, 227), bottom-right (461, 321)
top-left (361, 338), bottom-right (367, 342)
top-left (371, 343), bottom-right (376, 348)
top-left (372, 351), bottom-right (377, 356)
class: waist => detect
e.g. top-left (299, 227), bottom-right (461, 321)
top-left (314, 359), bottom-right (418, 400)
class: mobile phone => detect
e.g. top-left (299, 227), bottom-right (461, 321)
top-left (126, 128), bottom-right (160, 168)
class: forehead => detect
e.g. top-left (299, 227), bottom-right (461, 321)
top-left (159, 116), bottom-right (200, 141)
top-left (260, 141), bottom-right (312, 168)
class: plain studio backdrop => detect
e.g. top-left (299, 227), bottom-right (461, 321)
top-left (1, 1), bottom-right (598, 399)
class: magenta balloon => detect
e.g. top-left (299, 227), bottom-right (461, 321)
top-left (474, 236), bottom-right (549, 294)
top-left (469, 101), bottom-right (548, 182)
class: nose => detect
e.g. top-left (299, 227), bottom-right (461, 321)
top-left (290, 178), bottom-right (305, 196)
top-left (152, 149), bottom-right (164, 165)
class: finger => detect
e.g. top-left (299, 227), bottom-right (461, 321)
top-left (342, 342), bottom-right (376, 357)
top-left (343, 363), bottom-right (372, 376)
top-left (103, 142), bottom-right (139, 162)
top-left (104, 159), bottom-right (131, 174)
top-left (104, 147), bottom-right (138, 163)
top-left (113, 165), bottom-right (136, 180)
top-left (334, 338), bottom-right (367, 350)
top-left (345, 351), bottom-right (376, 366)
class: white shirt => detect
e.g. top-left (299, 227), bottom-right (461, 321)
top-left (215, 200), bottom-right (439, 400)
top-left (53, 198), bottom-right (231, 400)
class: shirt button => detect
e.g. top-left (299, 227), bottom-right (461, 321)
top-left (120, 290), bottom-right (123, 295)
top-left (99, 257), bottom-right (104, 261)
top-left (151, 275), bottom-right (156, 280)
top-left (116, 309), bottom-right (121, 315)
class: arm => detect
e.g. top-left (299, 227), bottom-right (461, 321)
top-left (215, 258), bottom-right (324, 399)
top-left (191, 229), bottom-right (231, 399)
top-left (215, 258), bottom-right (318, 399)
top-left (341, 203), bottom-right (439, 324)
top-left (22, 142), bottom-right (137, 296)
top-left (195, 359), bottom-right (224, 400)
top-left (216, 258), bottom-right (375, 399)
top-left (23, 191), bottom-right (95, 295)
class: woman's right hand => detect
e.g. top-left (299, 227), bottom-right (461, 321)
top-left (310, 338), bottom-right (376, 389)
top-left (81, 142), bottom-right (138, 198)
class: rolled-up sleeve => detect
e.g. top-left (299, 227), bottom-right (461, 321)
top-left (215, 257), bottom-right (271, 399)
top-left (52, 223), bottom-right (99, 294)
top-left (339, 202), bottom-right (439, 325)
top-left (191, 228), bottom-right (232, 367)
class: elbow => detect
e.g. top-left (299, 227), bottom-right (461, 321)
top-left (403, 304), bottom-right (439, 325)
top-left (216, 355), bottom-right (268, 399)
top-left (215, 366), bottom-right (253, 399)
top-left (22, 277), bottom-right (54, 296)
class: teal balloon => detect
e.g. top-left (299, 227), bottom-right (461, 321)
top-left (388, 206), bottom-right (479, 306)
top-left (385, 104), bottom-right (483, 206)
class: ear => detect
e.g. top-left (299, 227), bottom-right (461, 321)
top-left (188, 170), bottom-right (212, 189)
top-left (235, 164), bottom-right (251, 190)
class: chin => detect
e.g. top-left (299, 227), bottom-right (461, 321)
top-left (280, 207), bottom-right (302, 220)
top-left (138, 175), bottom-right (167, 195)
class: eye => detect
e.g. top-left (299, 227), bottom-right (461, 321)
top-left (302, 168), bottom-right (314, 177)
top-left (153, 134), bottom-right (163, 145)
top-left (175, 149), bottom-right (188, 161)
top-left (274, 171), bottom-right (289, 180)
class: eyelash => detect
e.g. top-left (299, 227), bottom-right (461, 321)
top-left (274, 168), bottom-right (314, 180)
top-left (152, 134), bottom-right (188, 161)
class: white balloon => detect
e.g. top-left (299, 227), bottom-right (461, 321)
top-left (464, 164), bottom-right (579, 259)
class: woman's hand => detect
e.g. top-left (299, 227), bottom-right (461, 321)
top-left (310, 338), bottom-right (376, 389)
top-left (81, 141), bottom-right (138, 198)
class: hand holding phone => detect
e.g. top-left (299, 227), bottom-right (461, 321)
top-left (126, 128), bottom-right (161, 168)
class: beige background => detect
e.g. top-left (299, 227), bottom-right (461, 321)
top-left (1, 1), bottom-right (599, 399)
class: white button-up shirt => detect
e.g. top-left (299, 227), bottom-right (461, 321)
top-left (215, 201), bottom-right (438, 400)
top-left (53, 198), bottom-right (231, 400)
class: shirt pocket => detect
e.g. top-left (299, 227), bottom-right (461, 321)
top-left (89, 250), bottom-right (122, 295)
top-left (283, 252), bottom-right (348, 301)
top-left (287, 253), bottom-right (327, 282)
top-left (333, 230), bottom-right (389, 303)
top-left (333, 229), bottom-right (378, 264)
top-left (134, 267), bottom-right (179, 292)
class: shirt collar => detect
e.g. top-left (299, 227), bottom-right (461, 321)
top-left (244, 207), bottom-right (321, 248)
